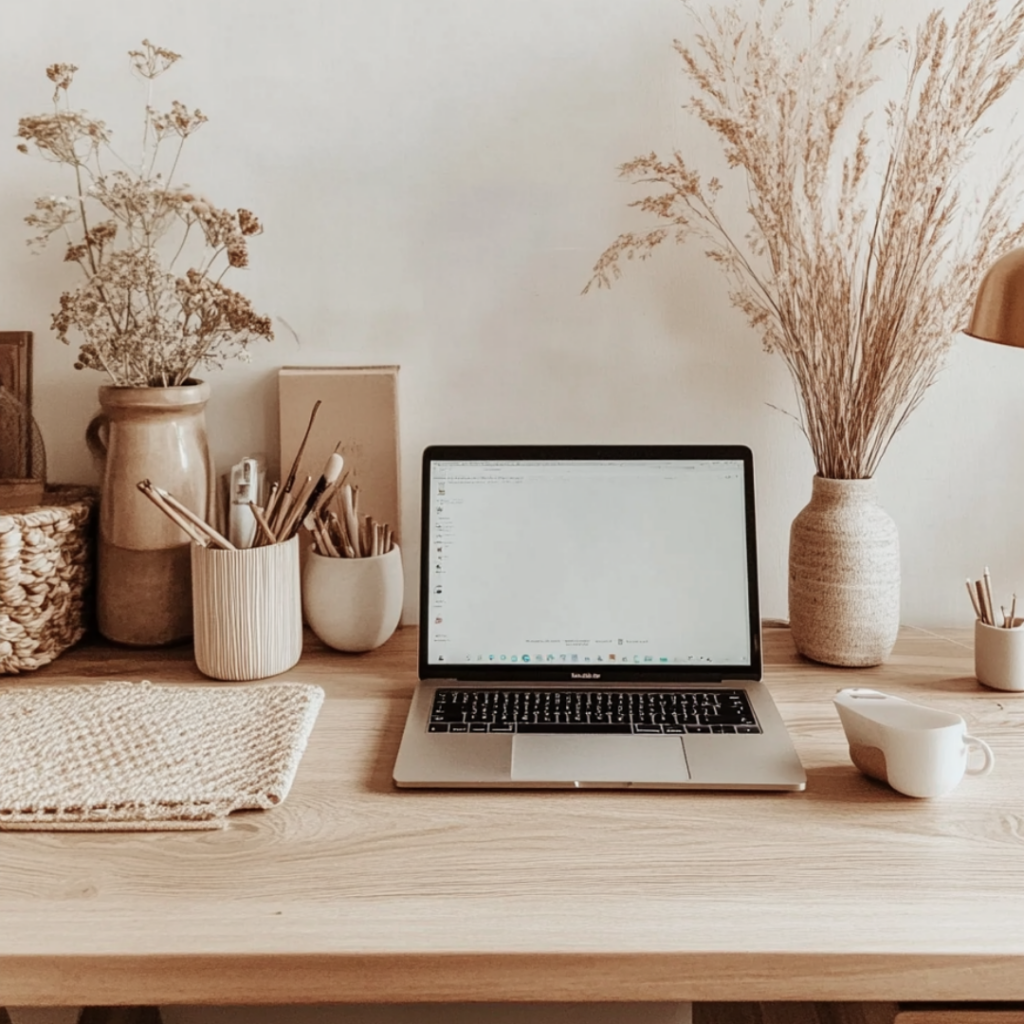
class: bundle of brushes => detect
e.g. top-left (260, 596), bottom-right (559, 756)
top-left (138, 450), bottom-right (347, 551)
top-left (136, 399), bottom-right (345, 550)
top-left (279, 399), bottom-right (395, 558)
top-left (138, 400), bottom-right (394, 555)
top-left (307, 481), bottom-right (394, 558)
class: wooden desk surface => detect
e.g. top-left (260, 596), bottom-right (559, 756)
top-left (2, 624), bottom-right (1022, 1007)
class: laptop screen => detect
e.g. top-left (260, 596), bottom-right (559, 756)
top-left (419, 445), bottom-right (761, 682)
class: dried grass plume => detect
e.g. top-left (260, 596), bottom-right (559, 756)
top-left (586, 0), bottom-right (1024, 479)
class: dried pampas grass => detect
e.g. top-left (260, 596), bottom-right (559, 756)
top-left (587, 0), bottom-right (1024, 479)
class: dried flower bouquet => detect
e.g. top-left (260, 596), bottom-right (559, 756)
top-left (587, 0), bottom-right (1024, 479)
top-left (17, 40), bottom-right (273, 388)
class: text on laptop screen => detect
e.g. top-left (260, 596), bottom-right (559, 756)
top-left (426, 458), bottom-right (752, 668)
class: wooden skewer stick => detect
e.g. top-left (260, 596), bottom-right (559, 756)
top-left (277, 475), bottom-right (314, 541)
top-left (308, 514), bottom-right (339, 557)
top-left (360, 515), bottom-right (372, 559)
top-left (269, 491), bottom-right (293, 535)
top-left (329, 511), bottom-right (356, 558)
top-left (248, 502), bottom-right (278, 545)
top-left (342, 484), bottom-right (361, 558)
top-left (262, 481), bottom-right (281, 530)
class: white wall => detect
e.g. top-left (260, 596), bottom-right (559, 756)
top-left (1, 0), bottom-right (1022, 629)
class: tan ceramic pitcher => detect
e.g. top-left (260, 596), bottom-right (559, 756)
top-left (87, 380), bottom-right (215, 646)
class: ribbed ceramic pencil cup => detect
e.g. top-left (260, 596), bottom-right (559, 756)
top-left (302, 545), bottom-right (403, 653)
top-left (191, 536), bottom-right (303, 680)
top-left (975, 618), bottom-right (1024, 692)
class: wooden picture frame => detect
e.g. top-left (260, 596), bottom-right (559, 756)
top-left (0, 331), bottom-right (40, 502)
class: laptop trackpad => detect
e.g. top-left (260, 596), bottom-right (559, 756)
top-left (511, 735), bottom-right (690, 784)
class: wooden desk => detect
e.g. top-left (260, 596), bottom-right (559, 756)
top-left (2, 625), bottom-right (1022, 1008)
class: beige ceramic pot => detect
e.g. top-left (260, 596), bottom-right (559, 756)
top-left (788, 476), bottom-right (900, 667)
top-left (302, 545), bottom-right (403, 652)
top-left (87, 380), bottom-right (214, 646)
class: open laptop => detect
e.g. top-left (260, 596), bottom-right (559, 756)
top-left (393, 445), bottom-right (806, 790)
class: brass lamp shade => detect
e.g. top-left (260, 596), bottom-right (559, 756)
top-left (966, 247), bottom-right (1024, 347)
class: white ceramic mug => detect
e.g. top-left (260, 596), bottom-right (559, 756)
top-left (302, 545), bottom-right (403, 652)
top-left (191, 536), bottom-right (303, 680)
top-left (833, 688), bottom-right (994, 798)
top-left (975, 618), bottom-right (1024, 692)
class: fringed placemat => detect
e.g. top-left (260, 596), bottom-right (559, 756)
top-left (0, 679), bottom-right (324, 831)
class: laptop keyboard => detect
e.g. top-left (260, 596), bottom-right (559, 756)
top-left (428, 688), bottom-right (761, 734)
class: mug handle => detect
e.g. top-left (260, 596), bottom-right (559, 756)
top-left (85, 413), bottom-right (109, 461)
top-left (963, 734), bottom-right (995, 776)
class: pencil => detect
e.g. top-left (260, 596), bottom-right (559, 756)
top-left (151, 484), bottom-right (236, 550)
top-left (137, 481), bottom-right (210, 548)
top-left (976, 579), bottom-right (991, 625)
top-left (966, 578), bottom-right (982, 620)
top-left (984, 567), bottom-right (996, 628)
top-left (1012, 593), bottom-right (1018, 628)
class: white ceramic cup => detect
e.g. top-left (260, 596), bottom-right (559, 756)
top-left (834, 688), bottom-right (994, 798)
top-left (975, 618), bottom-right (1024, 692)
top-left (302, 545), bottom-right (403, 653)
top-left (191, 536), bottom-right (303, 680)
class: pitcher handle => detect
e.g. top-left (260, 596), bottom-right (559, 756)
top-left (86, 412), bottom-right (109, 462)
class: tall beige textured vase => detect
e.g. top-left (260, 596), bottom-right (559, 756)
top-left (788, 476), bottom-right (900, 667)
top-left (87, 380), bottom-right (214, 646)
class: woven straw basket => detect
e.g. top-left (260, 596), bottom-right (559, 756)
top-left (0, 487), bottom-right (97, 674)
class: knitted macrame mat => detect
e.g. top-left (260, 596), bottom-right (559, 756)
top-left (0, 679), bottom-right (325, 831)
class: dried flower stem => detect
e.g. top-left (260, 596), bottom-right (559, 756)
top-left (17, 40), bottom-right (273, 387)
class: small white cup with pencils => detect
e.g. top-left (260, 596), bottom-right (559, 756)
top-left (262, 398), bottom-right (403, 654)
top-left (301, 474), bottom-right (402, 654)
top-left (968, 568), bottom-right (1024, 693)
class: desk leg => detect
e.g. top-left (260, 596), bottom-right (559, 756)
top-left (6, 1009), bottom-right (81, 1024)
top-left (696, 1004), bottom-right (899, 1024)
top-left (6, 1010), bottom-right (161, 1024)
